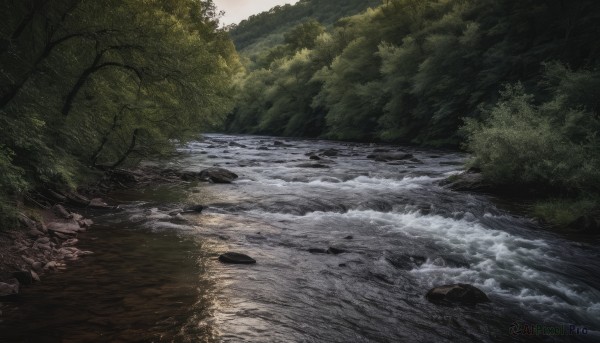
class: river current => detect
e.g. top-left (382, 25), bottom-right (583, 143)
top-left (1, 134), bottom-right (599, 342)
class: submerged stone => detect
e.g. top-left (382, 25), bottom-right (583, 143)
top-left (219, 252), bottom-right (256, 264)
top-left (327, 247), bottom-right (346, 255)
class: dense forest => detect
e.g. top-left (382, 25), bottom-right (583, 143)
top-left (227, 0), bottom-right (600, 225)
top-left (228, 0), bottom-right (380, 68)
top-left (1, 0), bottom-right (600, 227)
top-left (0, 0), bottom-right (240, 224)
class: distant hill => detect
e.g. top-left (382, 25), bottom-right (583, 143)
top-left (229, 0), bottom-right (380, 54)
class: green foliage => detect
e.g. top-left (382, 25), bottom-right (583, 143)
top-left (0, 0), bottom-right (239, 224)
top-left (229, 0), bottom-right (380, 52)
top-left (463, 74), bottom-right (600, 192)
top-left (229, 0), bottom-right (600, 147)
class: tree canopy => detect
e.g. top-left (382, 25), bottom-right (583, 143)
top-left (0, 0), bottom-right (240, 223)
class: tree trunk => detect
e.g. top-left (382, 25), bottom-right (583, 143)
top-left (111, 128), bottom-right (139, 169)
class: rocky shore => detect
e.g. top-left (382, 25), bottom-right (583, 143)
top-left (0, 199), bottom-right (99, 299)
top-left (0, 165), bottom-right (241, 301)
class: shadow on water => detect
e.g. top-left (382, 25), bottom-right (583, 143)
top-left (0, 223), bottom-right (220, 343)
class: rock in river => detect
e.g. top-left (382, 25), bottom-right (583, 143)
top-left (182, 205), bottom-right (204, 214)
top-left (296, 163), bottom-right (330, 169)
top-left (367, 153), bottom-right (413, 161)
top-left (219, 252), bottom-right (256, 264)
top-left (327, 247), bottom-right (346, 255)
top-left (0, 279), bottom-right (20, 298)
top-left (182, 168), bottom-right (238, 183)
top-left (200, 168), bottom-right (238, 183)
top-left (426, 284), bottom-right (490, 305)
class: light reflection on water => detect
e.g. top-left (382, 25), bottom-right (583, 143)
top-left (1, 134), bottom-right (600, 343)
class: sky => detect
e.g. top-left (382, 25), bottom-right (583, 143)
top-left (213, 0), bottom-right (299, 26)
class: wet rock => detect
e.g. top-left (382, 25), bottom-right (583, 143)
top-left (308, 248), bottom-right (328, 254)
top-left (273, 141), bottom-right (292, 147)
top-left (229, 141), bottom-right (246, 148)
top-left (309, 155), bottom-right (321, 161)
top-left (296, 163), bottom-right (330, 169)
top-left (62, 238), bottom-right (78, 247)
top-left (47, 222), bottom-right (81, 236)
top-left (257, 146), bottom-right (270, 151)
top-left (327, 247), bottom-right (346, 255)
top-left (28, 229), bottom-right (45, 237)
top-left (32, 262), bottom-right (43, 272)
top-left (409, 158), bottom-right (423, 164)
top-left (200, 168), bottom-right (239, 183)
top-left (18, 214), bottom-right (37, 230)
top-left (53, 204), bottom-right (72, 219)
top-left (77, 219), bottom-right (94, 228)
top-left (338, 263), bottom-right (347, 267)
top-left (65, 192), bottom-right (91, 207)
top-left (89, 198), bottom-right (110, 209)
top-left (320, 149), bottom-right (338, 157)
top-left (46, 189), bottom-right (67, 202)
top-left (367, 153), bottom-right (414, 161)
top-left (219, 252), bottom-right (256, 264)
top-left (53, 232), bottom-right (69, 240)
top-left (0, 279), bottom-right (19, 298)
top-left (21, 256), bottom-right (36, 265)
top-left (36, 237), bottom-right (50, 244)
top-left (37, 222), bottom-right (48, 233)
top-left (567, 215), bottom-right (600, 234)
top-left (12, 271), bottom-right (33, 286)
top-left (344, 235), bottom-right (354, 240)
top-left (426, 284), bottom-right (490, 305)
top-left (182, 205), bottom-right (204, 214)
top-left (44, 261), bottom-right (58, 270)
top-left (386, 255), bottom-right (427, 270)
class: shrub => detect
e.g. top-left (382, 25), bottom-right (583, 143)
top-left (463, 74), bottom-right (600, 193)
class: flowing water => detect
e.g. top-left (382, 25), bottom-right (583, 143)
top-left (1, 134), bottom-right (600, 342)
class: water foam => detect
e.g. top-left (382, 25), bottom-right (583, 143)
top-left (240, 208), bottom-right (600, 323)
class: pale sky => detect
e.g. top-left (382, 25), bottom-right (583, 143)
top-left (214, 0), bottom-right (299, 26)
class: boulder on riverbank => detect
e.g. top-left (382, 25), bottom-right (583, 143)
top-left (219, 252), bottom-right (256, 264)
top-left (426, 284), bottom-right (490, 305)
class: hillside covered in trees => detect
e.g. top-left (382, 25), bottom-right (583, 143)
top-left (0, 0), bottom-right (240, 224)
top-left (227, 0), bottom-right (600, 225)
top-left (228, 0), bottom-right (380, 68)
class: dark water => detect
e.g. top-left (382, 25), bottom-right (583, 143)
top-left (1, 134), bottom-right (600, 342)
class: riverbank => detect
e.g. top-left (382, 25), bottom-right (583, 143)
top-left (0, 163), bottom-right (241, 299)
top-left (0, 195), bottom-right (108, 298)
top-left (442, 171), bottom-right (600, 236)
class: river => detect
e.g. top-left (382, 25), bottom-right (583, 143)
top-left (1, 134), bottom-right (599, 342)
